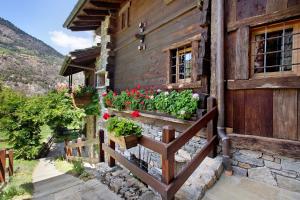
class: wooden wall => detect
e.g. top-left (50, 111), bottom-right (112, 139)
top-left (224, 0), bottom-right (300, 141)
top-left (112, 0), bottom-right (209, 92)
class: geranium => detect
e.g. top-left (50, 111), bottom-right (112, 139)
top-left (192, 93), bottom-right (199, 100)
top-left (131, 111), bottom-right (140, 118)
top-left (137, 84), bottom-right (141, 89)
top-left (102, 92), bottom-right (107, 97)
top-left (103, 113), bottom-right (110, 120)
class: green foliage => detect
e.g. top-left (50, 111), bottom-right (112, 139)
top-left (73, 85), bottom-right (101, 116)
top-left (106, 117), bottom-right (142, 137)
top-left (42, 91), bottom-right (86, 133)
top-left (0, 86), bottom-right (85, 159)
top-left (103, 88), bottom-right (200, 120)
top-left (72, 160), bottom-right (85, 175)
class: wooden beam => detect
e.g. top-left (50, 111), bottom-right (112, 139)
top-left (102, 144), bottom-right (168, 198)
top-left (229, 133), bottom-right (300, 159)
top-left (68, 64), bottom-right (95, 71)
top-left (227, 5), bottom-right (300, 32)
top-left (70, 26), bottom-right (100, 31)
top-left (90, 1), bottom-right (120, 9)
top-left (227, 76), bottom-right (300, 90)
top-left (72, 21), bottom-right (101, 26)
top-left (77, 15), bottom-right (105, 21)
top-left (83, 9), bottom-right (110, 16)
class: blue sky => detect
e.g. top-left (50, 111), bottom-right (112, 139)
top-left (0, 0), bottom-right (94, 55)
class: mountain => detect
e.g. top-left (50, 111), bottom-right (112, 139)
top-left (0, 17), bottom-right (65, 95)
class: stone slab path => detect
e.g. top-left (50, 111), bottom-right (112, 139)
top-left (32, 158), bottom-right (121, 200)
top-left (203, 175), bottom-right (300, 200)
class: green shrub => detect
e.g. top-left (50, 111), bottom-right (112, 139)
top-left (106, 117), bottom-right (142, 137)
top-left (72, 160), bottom-right (85, 175)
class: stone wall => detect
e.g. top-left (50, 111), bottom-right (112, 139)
top-left (231, 148), bottom-right (300, 193)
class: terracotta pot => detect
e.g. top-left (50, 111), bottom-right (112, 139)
top-left (108, 133), bottom-right (138, 149)
top-left (73, 93), bottom-right (92, 108)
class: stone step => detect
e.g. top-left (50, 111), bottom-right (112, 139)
top-left (204, 175), bottom-right (300, 200)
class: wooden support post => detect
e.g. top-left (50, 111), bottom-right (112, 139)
top-left (108, 139), bottom-right (115, 167)
top-left (77, 138), bottom-right (82, 157)
top-left (8, 150), bottom-right (13, 176)
top-left (162, 126), bottom-right (175, 185)
top-left (99, 129), bottom-right (105, 162)
top-left (207, 97), bottom-right (218, 158)
top-left (0, 149), bottom-right (6, 182)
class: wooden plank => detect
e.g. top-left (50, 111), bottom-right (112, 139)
top-left (245, 90), bottom-right (273, 137)
top-left (162, 126), bottom-right (175, 185)
top-left (191, 40), bottom-right (200, 81)
top-left (167, 136), bottom-right (218, 198)
top-left (227, 76), bottom-right (300, 90)
top-left (225, 32), bottom-right (236, 80)
top-left (288, 0), bottom-right (300, 7)
top-left (267, 0), bottom-right (288, 13)
top-left (103, 144), bottom-right (168, 198)
top-left (166, 107), bottom-right (218, 157)
top-left (0, 150), bottom-right (6, 182)
top-left (138, 135), bottom-right (167, 156)
top-left (229, 133), bottom-right (300, 159)
top-left (236, 0), bottom-right (267, 20)
top-left (227, 4), bottom-right (300, 32)
top-left (235, 26), bottom-right (249, 80)
top-left (207, 97), bottom-right (218, 158)
top-left (108, 139), bottom-right (116, 167)
top-left (225, 90), bottom-right (234, 128)
top-left (233, 90), bottom-right (245, 134)
top-left (298, 89), bottom-right (300, 141)
top-left (273, 89), bottom-right (298, 140)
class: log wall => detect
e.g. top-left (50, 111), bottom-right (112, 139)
top-left (111, 0), bottom-right (210, 92)
top-left (224, 0), bottom-right (300, 141)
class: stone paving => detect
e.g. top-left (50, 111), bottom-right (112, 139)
top-left (32, 157), bottom-right (121, 200)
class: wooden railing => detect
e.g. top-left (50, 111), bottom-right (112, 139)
top-left (65, 133), bottom-right (103, 164)
top-left (100, 97), bottom-right (218, 200)
top-left (37, 136), bottom-right (54, 158)
top-left (0, 149), bottom-right (13, 183)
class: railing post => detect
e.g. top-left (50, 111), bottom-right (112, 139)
top-left (108, 138), bottom-right (115, 167)
top-left (162, 126), bottom-right (175, 185)
top-left (99, 129), bottom-right (105, 162)
top-left (207, 97), bottom-right (218, 158)
top-left (77, 138), bottom-right (82, 157)
top-left (0, 149), bottom-right (6, 182)
top-left (8, 150), bottom-right (13, 176)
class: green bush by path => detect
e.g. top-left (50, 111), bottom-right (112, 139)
top-left (0, 85), bottom-right (85, 159)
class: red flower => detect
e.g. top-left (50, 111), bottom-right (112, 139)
top-left (103, 113), bottom-right (110, 120)
top-left (102, 92), bottom-right (107, 97)
top-left (140, 101), bottom-right (144, 105)
top-left (113, 92), bottom-right (117, 96)
top-left (137, 84), bottom-right (141, 90)
top-left (131, 111), bottom-right (140, 118)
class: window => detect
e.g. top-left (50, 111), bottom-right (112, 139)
top-left (251, 19), bottom-right (300, 77)
top-left (170, 44), bottom-right (192, 83)
top-left (119, 1), bottom-right (131, 31)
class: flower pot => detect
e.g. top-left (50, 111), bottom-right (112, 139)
top-left (72, 93), bottom-right (92, 108)
top-left (108, 133), bottom-right (138, 149)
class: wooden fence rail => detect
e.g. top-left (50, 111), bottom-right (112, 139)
top-left (100, 97), bottom-right (218, 200)
top-left (65, 135), bottom-right (102, 164)
top-left (0, 149), bottom-right (13, 183)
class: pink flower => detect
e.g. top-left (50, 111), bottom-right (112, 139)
top-left (102, 92), bottom-right (107, 97)
top-left (137, 84), bottom-right (141, 90)
top-left (103, 113), bottom-right (110, 120)
top-left (131, 111), bottom-right (140, 118)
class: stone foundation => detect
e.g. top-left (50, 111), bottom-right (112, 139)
top-left (231, 148), bottom-right (300, 193)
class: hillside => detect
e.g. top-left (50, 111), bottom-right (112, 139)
top-left (0, 17), bottom-right (65, 94)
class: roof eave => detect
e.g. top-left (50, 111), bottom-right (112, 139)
top-left (59, 56), bottom-right (72, 76)
top-left (63, 0), bottom-right (87, 28)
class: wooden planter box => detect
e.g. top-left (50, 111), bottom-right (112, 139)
top-left (108, 133), bottom-right (138, 149)
top-left (73, 93), bottom-right (92, 108)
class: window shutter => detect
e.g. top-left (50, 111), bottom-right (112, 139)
top-left (235, 26), bottom-right (250, 80)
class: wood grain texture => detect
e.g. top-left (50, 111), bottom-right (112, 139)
top-left (235, 26), bottom-right (249, 80)
top-left (225, 32), bottom-right (236, 80)
top-left (298, 89), bottom-right (300, 141)
top-left (273, 89), bottom-right (298, 140)
top-left (244, 90), bottom-right (273, 137)
top-left (233, 90), bottom-right (245, 134)
top-left (225, 90), bottom-right (234, 128)
top-left (236, 0), bottom-right (267, 20)
top-left (267, 0), bottom-right (288, 13)
top-left (229, 133), bottom-right (300, 159)
top-left (227, 76), bottom-right (300, 90)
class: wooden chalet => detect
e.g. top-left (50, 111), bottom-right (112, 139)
top-left (61, 0), bottom-right (300, 199)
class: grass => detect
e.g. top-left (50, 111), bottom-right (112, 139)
top-left (0, 159), bottom-right (38, 200)
top-left (54, 158), bottom-right (93, 181)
